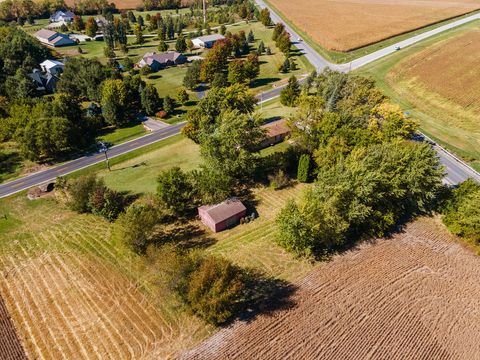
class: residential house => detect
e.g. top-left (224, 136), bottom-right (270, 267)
top-left (34, 29), bottom-right (76, 47)
top-left (50, 10), bottom-right (75, 23)
top-left (260, 119), bottom-right (291, 148)
top-left (192, 34), bottom-right (225, 49)
top-left (198, 199), bottom-right (247, 233)
top-left (137, 51), bottom-right (187, 71)
top-left (28, 69), bottom-right (59, 94)
top-left (40, 59), bottom-right (64, 75)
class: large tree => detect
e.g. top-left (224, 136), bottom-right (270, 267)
top-left (101, 79), bottom-right (127, 126)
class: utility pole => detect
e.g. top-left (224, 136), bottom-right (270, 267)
top-left (203, 0), bottom-right (207, 24)
top-left (99, 142), bottom-right (111, 171)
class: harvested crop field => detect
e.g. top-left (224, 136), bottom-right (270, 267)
top-left (0, 295), bottom-right (27, 360)
top-left (0, 196), bottom-right (207, 359)
top-left (386, 28), bottom-right (480, 159)
top-left (182, 217), bottom-right (480, 359)
top-left (267, 0), bottom-right (480, 51)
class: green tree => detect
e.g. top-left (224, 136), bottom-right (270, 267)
top-left (134, 24), bottom-right (144, 44)
top-left (297, 154), bottom-right (310, 182)
top-left (101, 79), bottom-right (127, 126)
top-left (247, 30), bottom-right (254, 43)
top-left (176, 88), bottom-right (189, 105)
top-left (158, 40), bottom-right (168, 52)
top-left (280, 75), bottom-right (300, 107)
top-left (72, 15), bottom-right (85, 31)
top-left (175, 33), bottom-right (187, 53)
top-left (115, 202), bottom-right (162, 254)
top-left (227, 60), bottom-right (247, 84)
top-left (163, 95), bottom-right (175, 114)
top-left (157, 167), bottom-right (194, 215)
top-left (183, 60), bottom-right (202, 90)
top-left (200, 40), bottom-right (230, 83)
top-left (141, 84), bottom-right (161, 115)
top-left (85, 16), bottom-right (98, 37)
top-left (257, 41), bottom-right (265, 54)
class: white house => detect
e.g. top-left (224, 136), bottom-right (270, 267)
top-left (192, 34), bottom-right (225, 49)
top-left (34, 29), bottom-right (76, 47)
top-left (40, 60), bottom-right (64, 75)
top-left (50, 10), bottom-right (75, 23)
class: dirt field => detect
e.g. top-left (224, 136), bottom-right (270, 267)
top-left (182, 217), bottom-right (480, 359)
top-left (386, 28), bottom-right (480, 160)
top-left (0, 296), bottom-right (27, 360)
top-left (268, 0), bottom-right (480, 51)
top-left (64, 0), bottom-right (195, 10)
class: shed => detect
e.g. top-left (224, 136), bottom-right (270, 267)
top-left (198, 199), bottom-right (247, 233)
top-left (260, 119), bottom-right (291, 148)
top-left (192, 34), bottom-right (225, 49)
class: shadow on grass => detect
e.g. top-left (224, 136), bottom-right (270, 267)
top-left (0, 151), bottom-right (22, 182)
top-left (156, 222), bottom-right (218, 249)
top-left (251, 77), bottom-right (281, 89)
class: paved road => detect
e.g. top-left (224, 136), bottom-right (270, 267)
top-left (0, 123), bottom-right (185, 198)
top-left (1, 6), bottom-right (480, 198)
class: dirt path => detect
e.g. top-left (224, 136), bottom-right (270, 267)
top-left (181, 217), bottom-right (480, 359)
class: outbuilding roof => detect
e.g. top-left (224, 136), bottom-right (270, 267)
top-left (199, 199), bottom-right (246, 224)
top-left (195, 34), bottom-right (225, 43)
top-left (261, 119), bottom-right (291, 138)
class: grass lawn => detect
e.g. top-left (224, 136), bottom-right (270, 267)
top-left (97, 121), bottom-right (147, 145)
top-left (261, 0), bottom-right (480, 64)
top-left (356, 20), bottom-right (480, 171)
top-left (98, 135), bottom-right (200, 194)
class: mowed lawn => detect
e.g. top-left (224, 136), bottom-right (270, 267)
top-left (357, 21), bottom-right (480, 170)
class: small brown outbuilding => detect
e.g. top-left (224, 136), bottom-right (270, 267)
top-left (260, 119), bottom-right (291, 148)
top-left (198, 199), bottom-right (247, 233)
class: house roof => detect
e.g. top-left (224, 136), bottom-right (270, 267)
top-left (199, 199), bottom-right (246, 224)
top-left (142, 51), bottom-right (184, 65)
top-left (51, 10), bottom-right (75, 18)
top-left (40, 59), bottom-right (64, 69)
top-left (35, 29), bottom-right (57, 40)
top-left (261, 119), bottom-right (291, 138)
top-left (195, 34), bottom-right (225, 43)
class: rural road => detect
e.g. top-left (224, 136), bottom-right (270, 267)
top-left (1, 7), bottom-right (480, 198)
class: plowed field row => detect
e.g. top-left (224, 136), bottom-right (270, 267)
top-left (182, 217), bottom-right (480, 359)
top-left (0, 295), bottom-right (27, 360)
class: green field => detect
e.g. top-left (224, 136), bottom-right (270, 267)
top-left (262, 0), bottom-right (480, 64)
top-left (357, 20), bottom-right (480, 171)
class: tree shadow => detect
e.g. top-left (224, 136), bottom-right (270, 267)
top-left (0, 151), bottom-right (22, 182)
top-left (238, 271), bottom-right (298, 323)
top-left (250, 77), bottom-right (281, 89)
top-left (154, 222), bottom-right (218, 249)
top-left (148, 74), bottom-right (162, 80)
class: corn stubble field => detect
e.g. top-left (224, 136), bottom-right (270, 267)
top-left (183, 218), bottom-right (480, 359)
top-left (268, 0), bottom-right (480, 51)
top-left (386, 28), bottom-right (480, 158)
top-left (0, 182), bottom-right (311, 359)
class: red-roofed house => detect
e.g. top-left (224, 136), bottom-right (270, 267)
top-left (198, 199), bottom-right (247, 233)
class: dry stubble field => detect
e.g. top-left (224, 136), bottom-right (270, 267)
top-left (182, 217), bottom-right (480, 359)
top-left (268, 0), bottom-right (480, 51)
top-left (386, 28), bottom-right (480, 159)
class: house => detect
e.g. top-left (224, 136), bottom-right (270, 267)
top-left (260, 119), bottom-right (291, 148)
top-left (198, 199), bottom-right (247, 233)
top-left (28, 69), bottom-right (59, 94)
top-left (192, 34), bottom-right (225, 49)
top-left (137, 51), bottom-right (187, 71)
top-left (50, 10), bottom-right (75, 23)
top-left (34, 29), bottom-right (76, 47)
top-left (40, 59), bottom-right (64, 75)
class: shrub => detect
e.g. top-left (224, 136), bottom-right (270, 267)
top-left (65, 174), bottom-right (99, 213)
top-left (156, 110), bottom-right (167, 118)
top-left (441, 180), bottom-right (480, 243)
top-left (115, 202), bottom-right (163, 254)
top-left (163, 251), bottom-right (246, 325)
top-left (157, 167), bottom-right (194, 215)
top-left (268, 170), bottom-right (290, 190)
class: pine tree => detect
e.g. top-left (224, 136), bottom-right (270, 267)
top-left (280, 75), bottom-right (300, 107)
top-left (297, 154), bottom-right (310, 182)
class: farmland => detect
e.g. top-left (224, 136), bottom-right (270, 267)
top-left (357, 20), bottom-right (480, 170)
top-left (386, 28), bottom-right (480, 164)
top-left (266, 0), bottom-right (480, 52)
top-left (182, 217), bottom-right (480, 359)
